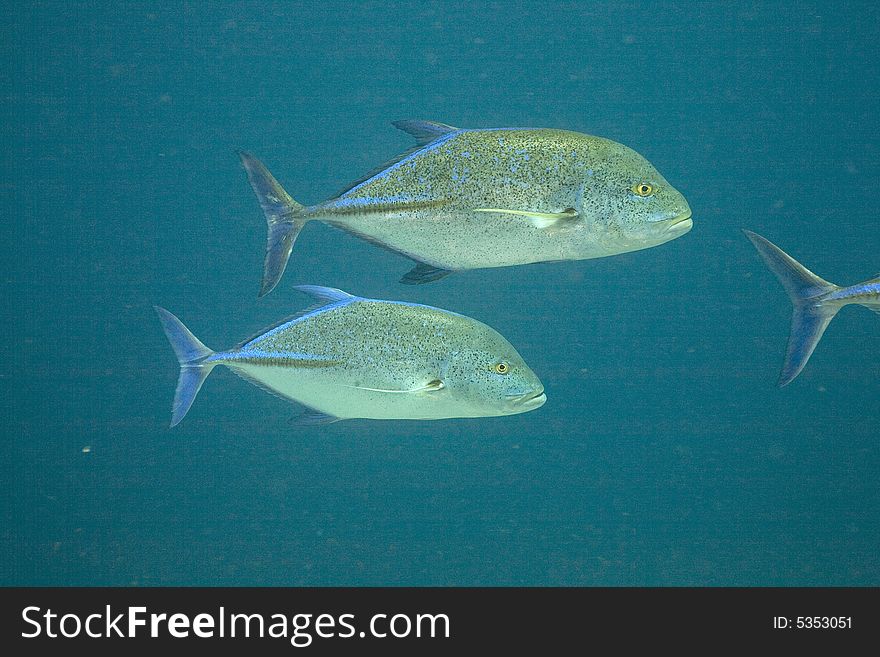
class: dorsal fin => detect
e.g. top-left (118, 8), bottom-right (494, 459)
top-left (391, 120), bottom-right (459, 146)
top-left (236, 286), bottom-right (357, 349)
top-left (293, 285), bottom-right (356, 304)
top-left (332, 146), bottom-right (425, 198)
top-left (331, 122), bottom-right (459, 198)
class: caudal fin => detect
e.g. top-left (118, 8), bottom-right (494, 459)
top-left (155, 306), bottom-right (217, 426)
top-left (238, 151), bottom-right (306, 297)
top-left (743, 230), bottom-right (840, 386)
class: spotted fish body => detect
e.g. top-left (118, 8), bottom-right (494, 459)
top-left (156, 286), bottom-right (545, 426)
top-left (240, 121), bottom-right (692, 295)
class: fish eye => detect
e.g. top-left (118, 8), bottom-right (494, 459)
top-left (493, 361), bottom-right (510, 375)
top-left (631, 182), bottom-right (654, 197)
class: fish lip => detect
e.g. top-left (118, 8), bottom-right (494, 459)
top-left (507, 389), bottom-right (547, 408)
top-left (523, 392), bottom-right (547, 409)
top-left (664, 210), bottom-right (693, 233)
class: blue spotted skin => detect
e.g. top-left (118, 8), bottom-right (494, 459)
top-left (822, 278), bottom-right (880, 307)
top-left (302, 127), bottom-right (692, 270)
top-left (205, 291), bottom-right (545, 420)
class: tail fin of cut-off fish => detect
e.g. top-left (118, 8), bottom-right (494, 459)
top-left (238, 151), bottom-right (307, 297)
top-left (743, 230), bottom-right (841, 387)
top-left (155, 306), bottom-right (217, 426)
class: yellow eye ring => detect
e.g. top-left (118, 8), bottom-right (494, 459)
top-left (494, 362), bottom-right (510, 375)
top-left (632, 182), bottom-right (654, 197)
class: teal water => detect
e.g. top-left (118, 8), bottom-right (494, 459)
top-left (3, 1), bottom-right (878, 586)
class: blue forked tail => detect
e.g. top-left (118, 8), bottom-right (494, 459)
top-left (743, 230), bottom-right (841, 386)
top-left (155, 306), bottom-right (217, 426)
top-left (238, 151), bottom-right (306, 297)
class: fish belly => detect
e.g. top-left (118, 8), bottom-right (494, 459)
top-left (329, 210), bottom-right (608, 270)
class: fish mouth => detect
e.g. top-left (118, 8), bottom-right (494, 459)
top-left (664, 210), bottom-right (693, 234)
top-left (507, 389), bottom-right (547, 409)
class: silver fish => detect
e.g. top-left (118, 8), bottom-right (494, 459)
top-left (240, 120), bottom-right (692, 295)
top-left (156, 285), bottom-right (545, 425)
top-left (745, 229), bottom-right (880, 386)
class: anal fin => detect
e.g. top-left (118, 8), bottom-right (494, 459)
top-left (400, 262), bottom-right (454, 285)
top-left (294, 409), bottom-right (342, 426)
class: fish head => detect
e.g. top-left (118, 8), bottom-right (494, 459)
top-left (579, 139), bottom-right (692, 253)
top-left (440, 326), bottom-right (546, 416)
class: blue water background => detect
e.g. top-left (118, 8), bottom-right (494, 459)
top-left (2, 1), bottom-right (878, 585)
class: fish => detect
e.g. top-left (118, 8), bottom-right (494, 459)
top-left (744, 229), bottom-right (880, 386)
top-left (240, 120), bottom-right (693, 296)
top-left (155, 285), bottom-right (546, 425)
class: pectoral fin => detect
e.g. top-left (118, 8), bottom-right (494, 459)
top-left (342, 380), bottom-right (445, 394)
top-left (473, 207), bottom-right (579, 229)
